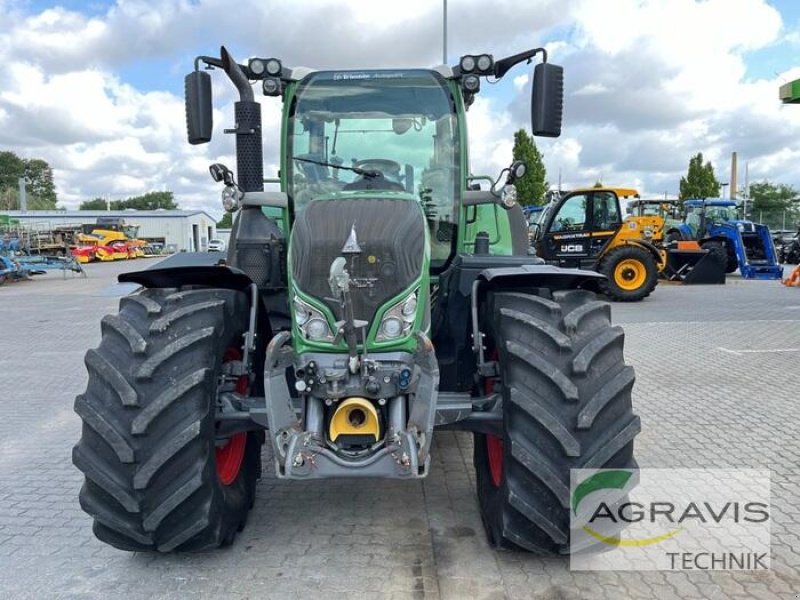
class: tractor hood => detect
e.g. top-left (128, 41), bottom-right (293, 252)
top-left (289, 196), bottom-right (428, 350)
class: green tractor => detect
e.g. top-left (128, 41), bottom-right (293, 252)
top-left (73, 46), bottom-right (640, 553)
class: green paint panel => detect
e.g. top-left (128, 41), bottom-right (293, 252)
top-left (779, 79), bottom-right (800, 104)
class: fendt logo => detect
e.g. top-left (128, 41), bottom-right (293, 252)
top-left (570, 469), bottom-right (771, 571)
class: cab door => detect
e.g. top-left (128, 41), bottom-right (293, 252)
top-left (587, 191), bottom-right (622, 258)
top-left (539, 192), bottom-right (592, 267)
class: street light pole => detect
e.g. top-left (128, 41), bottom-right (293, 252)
top-left (442, 0), bottom-right (448, 65)
top-left (18, 177), bottom-right (27, 212)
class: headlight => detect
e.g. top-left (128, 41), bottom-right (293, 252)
top-left (501, 184), bottom-right (517, 208)
top-left (306, 318), bottom-right (331, 340)
top-left (460, 55), bottom-right (476, 72)
top-left (376, 290), bottom-right (418, 342)
top-left (476, 54), bottom-right (493, 73)
top-left (294, 296), bottom-right (334, 341)
top-left (737, 223), bottom-right (745, 232)
top-left (265, 58), bottom-right (282, 76)
top-left (262, 77), bottom-right (281, 96)
top-left (221, 185), bottom-right (242, 212)
top-left (248, 58), bottom-right (266, 77)
top-left (294, 298), bottom-right (311, 326)
top-left (381, 317), bottom-right (404, 339)
top-left (401, 294), bottom-right (417, 320)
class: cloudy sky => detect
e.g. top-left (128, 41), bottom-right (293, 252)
top-left (1, 0), bottom-right (799, 217)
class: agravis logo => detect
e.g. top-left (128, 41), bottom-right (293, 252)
top-left (572, 469), bottom-right (682, 547)
top-left (570, 469), bottom-right (771, 571)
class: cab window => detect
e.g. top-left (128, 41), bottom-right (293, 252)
top-left (551, 194), bottom-right (588, 232)
top-left (592, 192), bottom-right (621, 230)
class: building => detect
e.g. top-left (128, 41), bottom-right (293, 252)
top-left (1, 209), bottom-right (218, 252)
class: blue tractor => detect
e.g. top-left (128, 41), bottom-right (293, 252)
top-left (667, 199), bottom-right (783, 280)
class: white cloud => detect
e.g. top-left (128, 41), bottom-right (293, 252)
top-left (0, 0), bottom-right (797, 215)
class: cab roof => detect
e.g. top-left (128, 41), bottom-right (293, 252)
top-left (570, 187), bottom-right (640, 199)
top-left (683, 199), bottom-right (736, 207)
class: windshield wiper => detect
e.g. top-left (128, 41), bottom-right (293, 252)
top-left (293, 156), bottom-right (378, 178)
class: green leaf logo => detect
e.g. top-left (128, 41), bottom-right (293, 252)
top-left (572, 470), bottom-right (632, 515)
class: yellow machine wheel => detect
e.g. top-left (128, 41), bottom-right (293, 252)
top-left (598, 246), bottom-right (658, 302)
top-left (613, 258), bottom-right (647, 291)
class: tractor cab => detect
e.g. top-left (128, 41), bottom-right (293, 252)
top-left (287, 69), bottom-right (459, 266)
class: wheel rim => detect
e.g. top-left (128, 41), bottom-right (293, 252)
top-left (614, 258), bottom-right (647, 291)
top-left (215, 347), bottom-right (249, 486)
top-left (215, 432), bottom-right (247, 485)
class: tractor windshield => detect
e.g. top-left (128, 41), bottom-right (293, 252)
top-left (288, 70), bottom-right (459, 264)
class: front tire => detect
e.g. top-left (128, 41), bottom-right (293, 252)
top-left (474, 290), bottom-right (640, 554)
top-left (73, 288), bottom-right (261, 552)
top-left (597, 246), bottom-right (658, 302)
top-left (700, 241), bottom-right (728, 272)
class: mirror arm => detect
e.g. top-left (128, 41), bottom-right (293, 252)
top-left (494, 47), bottom-right (548, 80)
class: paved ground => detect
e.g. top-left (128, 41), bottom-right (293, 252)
top-left (1, 260), bottom-right (799, 599)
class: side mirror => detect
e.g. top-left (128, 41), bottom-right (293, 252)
top-left (531, 62), bottom-right (563, 138)
top-left (185, 71), bottom-right (213, 144)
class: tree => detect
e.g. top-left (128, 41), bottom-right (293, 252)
top-left (0, 150), bottom-right (58, 209)
top-left (1, 151), bottom-right (34, 209)
top-left (24, 159), bottom-right (57, 206)
top-left (512, 129), bottom-right (547, 206)
top-left (79, 198), bottom-right (109, 210)
top-left (110, 191), bottom-right (179, 210)
top-left (679, 152), bottom-right (721, 200)
top-left (217, 212), bottom-right (233, 228)
top-left (748, 181), bottom-right (799, 228)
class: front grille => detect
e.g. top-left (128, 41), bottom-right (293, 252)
top-left (290, 198), bottom-right (425, 322)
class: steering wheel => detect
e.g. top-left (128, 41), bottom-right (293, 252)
top-left (352, 159), bottom-right (402, 183)
top-left (557, 217), bottom-right (574, 231)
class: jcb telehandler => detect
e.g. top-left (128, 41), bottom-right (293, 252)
top-left (531, 187), bottom-right (665, 301)
top-left (73, 46), bottom-right (640, 553)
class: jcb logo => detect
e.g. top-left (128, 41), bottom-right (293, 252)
top-left (560, 244), bottom-right (583, 253)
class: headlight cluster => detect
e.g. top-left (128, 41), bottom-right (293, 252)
top-left (294, 296), bottom-right (334, 342)
top-left (501, 184), bottom-right (518, 209)
top-left (221, 184), bottom-right (243, 212)
top-left (376, 290), bottom-right (418, 342)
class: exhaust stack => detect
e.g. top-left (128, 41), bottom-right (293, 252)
top-left (220, 46), bottom-right (264, 193)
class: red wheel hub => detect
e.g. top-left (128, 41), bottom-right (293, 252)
top-left (486, 434), bottom-right (504, 487)
top-left (484, 349), bottom-right (503, 488)
top-left (215, 347), bottom-right (249, 486)
top-left (215, 432), bottom-right (247, 485)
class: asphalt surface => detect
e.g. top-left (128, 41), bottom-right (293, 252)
top-left (0, 259), bottom-right (799, 599)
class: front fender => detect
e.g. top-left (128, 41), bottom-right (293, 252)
top-left (118, 252), bottom-right (254, 291)
top-left (622, 239), bottom-right (667, 271)
top-left (477, 263), bottom-right (605, 293)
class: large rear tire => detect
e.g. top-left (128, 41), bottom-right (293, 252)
top-left (73, 288), bottom-right (262, 552)
top-left (597, 246), bottom-right (658, 302)
top-left (474, 289), bottom-right (640, 554)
